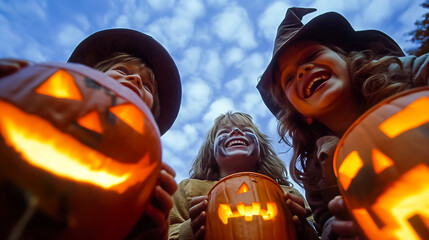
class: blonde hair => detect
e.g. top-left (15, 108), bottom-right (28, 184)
top-left (93, 52), bottom-right (161, 119)
top-left (270, 47), bottom-right (408, 185)
top-left (189, 112), bottom-right (291, 185)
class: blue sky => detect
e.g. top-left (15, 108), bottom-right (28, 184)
top-left (0, 0), bottom-right (426, 194)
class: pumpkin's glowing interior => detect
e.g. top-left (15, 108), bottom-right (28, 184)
top-left (379, 97), bottom-right (429, 138)
top-left (0, 69), bottom-right (157, 193)
top-left (217, 182), bottom-right (278, 224)
top-left (352, 164), bottom-right (429, 240)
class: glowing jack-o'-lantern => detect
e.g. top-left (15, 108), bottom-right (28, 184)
top-left (205, 172), bottom-right (296, 240)
top-left (0, 62), bottom-right (161, 239)
top-left (334, 87), bottom-right (429, 240)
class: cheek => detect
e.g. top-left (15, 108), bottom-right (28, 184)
top-left (246, 133), bottom-right (260, 156)
top-left (142, 92), bottom-right (154, 109)
top-left (214, 136), bottom-right (228, 158)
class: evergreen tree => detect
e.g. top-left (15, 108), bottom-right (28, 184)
top-left (407, 0), bottom-right (429, 56)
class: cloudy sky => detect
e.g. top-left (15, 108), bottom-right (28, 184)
top-left (1, 0), bottom-right (426, 194)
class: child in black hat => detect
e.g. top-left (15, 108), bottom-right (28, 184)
top-left (257, 7), bottom-right (428, 240)
top-left (1, 28), bottom-right (182, 239)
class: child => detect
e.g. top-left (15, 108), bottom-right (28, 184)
top-left (169, 112), bottom-right (319, 240)
top-left (257, 7), bottom-right (429, 240)
top-left (1, 29), bottom-right (182, 239)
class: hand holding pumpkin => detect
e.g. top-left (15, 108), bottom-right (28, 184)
top-left (284, 192), bottom-right (312, 231)
top-left (328, 195), bottom-right (362, 239)
top-left (0, 58), bottom-right (31, 78)
top-left (189, 195), bottom-right (208, 240)
top-left (144, 162), bottom-right (178, 227)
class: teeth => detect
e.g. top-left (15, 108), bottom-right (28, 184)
top-left (227, 140), bottom-right (246, 147)
top-left (305, 74), bottom-right (328, 97)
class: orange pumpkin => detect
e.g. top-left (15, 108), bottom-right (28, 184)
top-left (205, 172), bottom-right (296, 240)
top-left (334, 87), bottom-right (429, 240)
top-left (0, 62), bottom-right (161, 239)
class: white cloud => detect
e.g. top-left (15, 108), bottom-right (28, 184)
top-left (203, 98), bottom-right (235, 123)
top-left (212, 6), bottom-right (257, 49)
top-left (225, 77), bottom-right (244, 93)
top-left (202, 49), bottom-right (224, 86)
top-left (180, 78), bottom-right (212, 121)
top-left (224, 47), bottom-right (244, 66)
top-left (179, 47), bottom-right (202, 75)
top-left (258, 1), bottom-right (291, 41)
top-left (57, 24), bottom-right (86, 48)
top-left (174, 0), bottom-right (205, 20)
top-left (147, 0), bottom-right (176, 11)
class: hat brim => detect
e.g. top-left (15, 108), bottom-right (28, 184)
top-left (258, 12), bottom-right (404, 118)
top-left (68, 28), bottom-right (181, 135)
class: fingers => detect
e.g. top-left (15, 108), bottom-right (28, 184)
top-left (193, 224), bottom-right (205, 240)
top-left (331, 219), bottom-right (360, 237)
top-left (285, 192), bottom-right (308, 218)
top-left (143, 203), bottom-right (165, 227)
top-left (161, 162), bottom-right (176, 178)
top-left (189, 196), bottom-right (208, 219)
top-left (159, 168), bottom-right (177, 195)
top-left (0, 59), bottom-right (31, 78)
top-left (153, 185), bottom-right (174, 214)
top-left (328, 195), bottom-right (350, 220)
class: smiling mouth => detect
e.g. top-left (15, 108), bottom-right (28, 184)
top-left (304, 72), bottom-right (331, 98)
top-left (226, 140), bottom-right (248, 148)
top-left (120, 82), bottom-right (141, 97)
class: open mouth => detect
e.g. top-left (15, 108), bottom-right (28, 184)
top-left (120, 82), bottom-right (141, 97)
top-left (225, 139), bottom-right (249, 148)
top-left (303, 71), bottom-right (331, 98)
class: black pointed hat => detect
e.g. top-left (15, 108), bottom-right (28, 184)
top-left (68, 28), bottom-right (181, 136)
top-left (257, 7), bottom-right (404, 118)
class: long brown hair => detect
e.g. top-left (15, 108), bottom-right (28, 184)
top-left (189, 112), bottom-right (291, 186)
top-left (93, 52), bottom-right (161, 119)
top-left (270, 47), bottom-right (408, 185)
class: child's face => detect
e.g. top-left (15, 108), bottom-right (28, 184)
top-left (213, 122), bottom-right (260, 178)
top-left (105, 61), bottom-right (155, 109)
top-left (277, 41), bottom-right (356, 121)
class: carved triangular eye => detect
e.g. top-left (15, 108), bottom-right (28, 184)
top-left (339, 151), bottom-right (363, 190)
top-left (109, 103), bottom-right (144, 134)
top-left (77, 110), bottom-right (103, 134)
top-left (379, 97), bottom-right (429, 138)
top-left (237, 182), bottom-right (250, 194)
top-left (372, 149), bottom-right (393, 174)
top-left (35, 69), bottom-right (82, 100)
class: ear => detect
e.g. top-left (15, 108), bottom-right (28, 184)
top-left (305, 116), bottom-right (314, 125)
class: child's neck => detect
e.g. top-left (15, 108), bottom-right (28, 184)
top-left (318, 105), bottom-right (362, 136)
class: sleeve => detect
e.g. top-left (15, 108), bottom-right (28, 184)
top-left (397, 53), bottom-right (429, 87)
top-left (168, 180), bottom-right (194, 240)
top-left (303, 136), bottom-right (341, 236)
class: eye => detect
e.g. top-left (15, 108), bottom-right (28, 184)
top-left (306, 50), bottom-right (321, 62)
top-left (115, 66), bottom-right (129, 75)
top-left (281, 75), bottom-right (293, 91)
top-left (142, 82), bottom-right (154, 94)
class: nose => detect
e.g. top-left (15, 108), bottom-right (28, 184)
top-left (229, 127), bottom-right (244, 136)
top-left (297, 64), bottom-right (313, 80)
top-left (126, 74), bottom-right (143, 89)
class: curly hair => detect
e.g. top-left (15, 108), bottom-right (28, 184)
top-left (270, 47), bottom-right (408, 185)
top-left (189, 112), bottom-right (291, 186)
top-left (93, 52), bottom-right (161, 119)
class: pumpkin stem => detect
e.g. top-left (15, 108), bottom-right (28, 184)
top-left (8, 191), bottom-right (39, 240)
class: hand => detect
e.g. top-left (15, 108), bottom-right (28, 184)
top-left (0, 59), bottom-right (31, 78)
top-left (328, 195), bottom-right (362, 240)
top-left (143, 162), bottom-right (178, 227)
top-left (189, 195), bottom-right (208, 240)
top-left (284, 192), bottom-right (312, 231)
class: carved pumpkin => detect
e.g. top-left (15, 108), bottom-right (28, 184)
top-left (205, 172), bottom-right (296, 240)
top-left (0, 62), bottom-right (161, 239)
top-left (333, 87), bottom-right (429, 240)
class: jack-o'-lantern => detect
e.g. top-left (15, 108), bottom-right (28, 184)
top-left (205, 172), bottom-right (296, 240)
top-left (334, 87), bottom-right (429, 240)
top-left (0, 62), bottom-right (161, 239)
